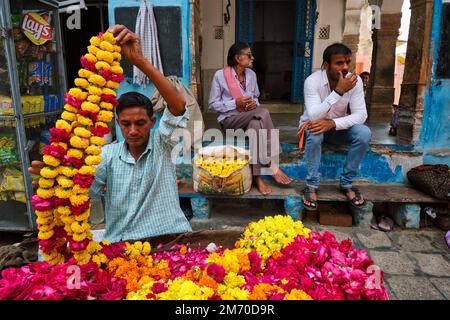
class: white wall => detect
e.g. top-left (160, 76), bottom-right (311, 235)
top-left (200, 0), bottom-right (236, 108)
top-left (200, 0), bottom-right (236, 70)
top-left (312, 0), bottom-right (346, 71)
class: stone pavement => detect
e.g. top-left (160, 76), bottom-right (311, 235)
top-left (190, 199), bottom-right (450, 300)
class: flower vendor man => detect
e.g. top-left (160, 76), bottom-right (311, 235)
top-left (29, 25), bottom-right (192, 242)
top-left (298, 43), bottom-right (371, 211)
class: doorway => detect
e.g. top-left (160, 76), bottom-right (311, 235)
top-left (236, 0), bottom-right (316, 104)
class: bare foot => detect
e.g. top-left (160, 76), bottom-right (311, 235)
top-left (254, 176), bottom-right (272, 195)
top-left (270, 164), bottom-right (293, 185)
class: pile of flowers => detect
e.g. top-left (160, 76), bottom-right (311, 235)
top-left (0, 258), bottom-right (127, 300)
top-left (0, 216), bottom-right (389, 300)
top-left (194, 156), bottom-right (249, 178)
top-left (30, 32), bottom-right (126, 265)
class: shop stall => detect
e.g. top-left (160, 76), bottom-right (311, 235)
top-left (0, 0), bottom-right (66, 231)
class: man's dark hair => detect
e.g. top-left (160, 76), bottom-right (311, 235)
top-left (227, 42), bottom-right (250, 67)
top-left (322, 43), bottom-right (352, 65)
top-left (117, 92), bottom-right (153, 118)
top-left (360, 71), bottom-right (370, 77)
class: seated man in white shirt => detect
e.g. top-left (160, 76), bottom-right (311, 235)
top-left (298, 43), bottom-right (371, 211)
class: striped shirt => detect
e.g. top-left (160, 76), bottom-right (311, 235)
top-left (90, 107), bottom-right (192, 242)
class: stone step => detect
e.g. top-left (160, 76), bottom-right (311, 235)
top-left (178, 181), bottom-right (446, 229)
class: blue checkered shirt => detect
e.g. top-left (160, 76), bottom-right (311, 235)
top-left (90, 108), bottom-right (192, 242)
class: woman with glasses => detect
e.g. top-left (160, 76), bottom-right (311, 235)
top-left (208, 43), bottom-right (293, 195)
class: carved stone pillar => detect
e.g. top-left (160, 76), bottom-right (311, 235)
top-left (366, 12), bottom-right (402, 122)
top-left (397, 0), bottom-right (434, 145)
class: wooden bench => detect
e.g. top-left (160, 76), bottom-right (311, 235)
top-left (178, 181), bottom-right (446, 229)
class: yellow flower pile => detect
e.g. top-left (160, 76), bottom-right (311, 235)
top-left (194, 156), bottom-right (249, 178)
top-left (236, 215), bottom-right (311, 260)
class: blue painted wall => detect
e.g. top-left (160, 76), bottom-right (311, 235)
top-left (108, 0), bottom-right (191, 141)
top-left (420, 0), bottom-right (450, 153)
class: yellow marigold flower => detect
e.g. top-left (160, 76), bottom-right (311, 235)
top-left (85, 145), bottom-right (102, 155)
top-left (99, 102), bottom-right (113, 110)
top-left (54, 186), bottom-right (72, 199)
top-left (106, 80), bottom-right (119, 89)
top-left (59, 166), bottom-right (78, 177)
top-left (36, 215), bottom-right (53, 225)
top-left (74, 210), bottom-right (90, 222)
top-left (88, 85), bottom-right (103, 96)
top-left (38, 229), bottom-right (54, 240)
top-left (112, 52), bottom-right (122, 61)
top-left (74, 78), bottom-right (90, 89)
top-left (87, 94), bottom-right (101, 103)
top-left (61, 214), bottom-right (75, 225)
top-left (89, 36), bottom-right (102, 47)
top-left (35, 210), bottom-right (53, 218)
top-left (40, 167), bottom-right (59, 179)
top-left (87, 45), bottom-right (100, 55)
top-left (111, 61), bottom-right (120, 67)
top-left (78, 165), bottom-right (96, 175)
top-left (72, 232), bottom-right (88, 242)
top-left (64, 103), bottom-right (79, 113)
top-left (102, 88), bottom-right (116, 96)
top-left (103, 32), bottom-right (116, 44)
top-left (73, 251), bottom-right (91, 264)
top-left (74, 127), bottom-right (92, 139)
top-left (70, 194), bottom-right (89, 206)
top-left (97, 110), bottom-right (113, 122)
top-left (113, 45), bottom-right (121, 53)
top-left (68, 88), bottom-right (85, 100)
top-left (71, 221), bottom-right (89, 233)
top-left (284, 289), bottom-right (313, 300)
top-left (84, 53), bottom-right (97, 63)
top-left (56, 206), bottom-right (71, 216)
top-left (96, 50), bottom-right (114, 64)
top-left (87, 241), bottom-right (102, 254)
top-left (77, 114), bottom-right (94, 127)
top-left (56, 175), bottom-right (73, 188)
top-left (55, 119), bottom-right (72, 133)
top-left (89, 74), bottom-right (106, 87)
top-left (111, 65), bottom-right (123, 74)
top-left (36, 187), bottom-right (54, 199)
top-left (95, 121), bottom-right (108, 128)
top-left (70, 136), bottom-right (89, 149)
top-left (85, 155), bottom-right (102, 166)
top-left (78, 68), bottom-right (94, 79)
top-left (90, 136), bottom-right (105, 146)
top-left (61, 111), bottom-right (77, 122)
top-left (100, 41), bottom-right (114, 52)
top-left (38, 178), bottom-right (55, 189)
top-left (72, 184), bottom-right (90, 194)
top-left (67, 148), bottom-right (84, 159)
top-left (43, 155), bottom-right (61, 167)
top-left (81, 101), bottom-right (100, 113)
top-left (38, 221), bottom-right (56, 232)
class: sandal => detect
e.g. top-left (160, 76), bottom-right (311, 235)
top-left (302, 187), bottom-right (318, 211)
top-left (340, 186), bottom-right (367, 209)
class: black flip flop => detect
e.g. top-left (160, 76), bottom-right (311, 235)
top-left (302, 187), bottom-right (318, 211)
top-left (340, 186), bottom-right (367, 209)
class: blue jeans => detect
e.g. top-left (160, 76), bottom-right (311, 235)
top-left (304, 124), bottom-right (371, 189)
